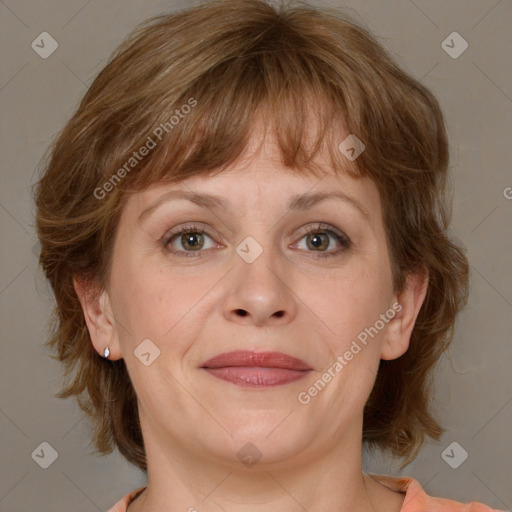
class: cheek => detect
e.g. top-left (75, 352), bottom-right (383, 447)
top-left (304, 266), bottom-right (391, 416)
top-left (112, 259), bottom-right (218, 350)
top-left (302, 258), bottom-right (392, 349)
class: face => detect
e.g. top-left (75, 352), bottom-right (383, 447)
top-left (85, 131), bottom-right (417, 471)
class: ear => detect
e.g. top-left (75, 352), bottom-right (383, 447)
top-left (73, 277), bottom-right (121, 360)
top-left (381, 268), bottom-right (429, 361)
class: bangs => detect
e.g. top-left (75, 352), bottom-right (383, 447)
top-left (99, 15), bottom-right (367, 200)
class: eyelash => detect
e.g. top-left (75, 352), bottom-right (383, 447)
top-left (163, 222), bottom-right (352, 259)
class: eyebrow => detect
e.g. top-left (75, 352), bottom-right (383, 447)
top-left (137, 189), bottom-right (370, 223)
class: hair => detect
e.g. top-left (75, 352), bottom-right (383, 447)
top-left (33, 0), bottom-right (469, 471)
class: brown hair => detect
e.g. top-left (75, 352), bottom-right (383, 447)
top-left (33, 0), bottom-right (469, 471)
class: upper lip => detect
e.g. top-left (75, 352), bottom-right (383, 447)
top-left (201, 350), bottom-right (312, 371)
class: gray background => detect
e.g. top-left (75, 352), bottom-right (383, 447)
top-left (0, 0), bottom-right (511, 511)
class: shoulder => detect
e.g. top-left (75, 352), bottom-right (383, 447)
top-left (368, 474), bottom-right (507, 512)
top-left (107, 486), bottom-right (146, 512)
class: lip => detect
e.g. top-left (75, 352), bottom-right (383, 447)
top-left (201, 350), bottom-right (312, 388)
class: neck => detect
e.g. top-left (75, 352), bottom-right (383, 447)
top-left (128, 415), bottom-right (382, 512)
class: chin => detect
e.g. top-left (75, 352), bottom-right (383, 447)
top-left (213, 418), bottom-right (312, 465)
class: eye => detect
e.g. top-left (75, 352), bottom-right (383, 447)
top-left (162, 222), bottom-right (352, 259)
top-left (292, 223), bottom-right (352, 258)
top-left (163, 224), bottom-right (218, 257)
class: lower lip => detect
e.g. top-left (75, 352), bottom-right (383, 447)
top-left (203, 367), bottom-right (311, 387)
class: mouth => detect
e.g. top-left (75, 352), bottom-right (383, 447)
top-left (201, 350), bottom-right (312, 388)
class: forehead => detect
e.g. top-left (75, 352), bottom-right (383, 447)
top-left (121, 123), bottom-right (382, 227)
top-left (124, 169), bottom-right (381, 242)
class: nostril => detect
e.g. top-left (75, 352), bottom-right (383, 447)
top-left (274, 311), bottom-right (284, 318)
top-left (235, 309), bottom-right (248, 316)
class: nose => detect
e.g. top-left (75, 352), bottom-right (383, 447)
top-left (222, 246), bottom-right (297, 328)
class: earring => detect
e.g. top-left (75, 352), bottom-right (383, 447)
top-left (103, 346), bottom-right (110, 359)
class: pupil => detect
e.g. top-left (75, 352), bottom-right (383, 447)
top-left (310, 233), bottom-right (326, 250)
top-left (184, 233), bottom-right (201, 248)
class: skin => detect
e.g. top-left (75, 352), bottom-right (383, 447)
top-left (75, 126), bottom-right (428, 512)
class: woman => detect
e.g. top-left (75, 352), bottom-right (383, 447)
top-left (33, 0), bottom-right (503, 510)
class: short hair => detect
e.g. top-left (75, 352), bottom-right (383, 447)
top-left (33, 0), bottom-right (469, 471)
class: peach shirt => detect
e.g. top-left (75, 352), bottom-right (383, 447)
top-left (107, 474), bottom-right (507, 511)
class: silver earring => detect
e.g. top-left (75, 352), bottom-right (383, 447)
top-left (103, 346), bottom-right (110, 359)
